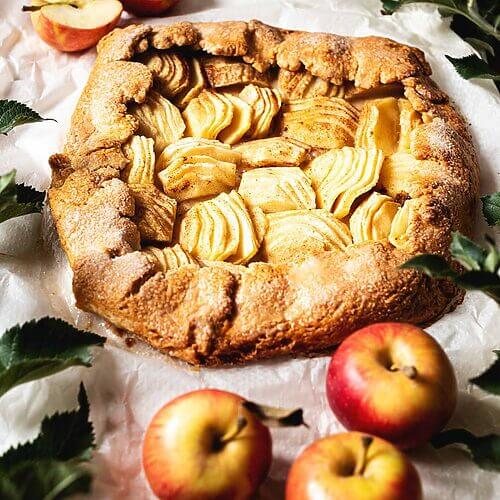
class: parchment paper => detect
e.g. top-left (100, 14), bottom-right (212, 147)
top-left (1, 0), bottom-right (499, 498)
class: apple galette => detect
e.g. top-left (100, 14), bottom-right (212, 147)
top-left (48, 21), bottom-right (478, 365)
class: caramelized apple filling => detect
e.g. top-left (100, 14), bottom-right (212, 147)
top-left (124, 52), bottom-right (429, 267)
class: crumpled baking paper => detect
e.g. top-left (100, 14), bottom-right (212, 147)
top-left (0, 0), bottom-right (499, 498)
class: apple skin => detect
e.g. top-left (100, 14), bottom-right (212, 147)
top-left (142, 389), bottom-right (272, 500)
top-left (326, 322), bottom-right (457, 450)
top-left (286, 432), bottom-right (422, 500)
top-left (121, 0), bottom-right (180, 17)
top-left (30, 7), bottom-right (122, 53)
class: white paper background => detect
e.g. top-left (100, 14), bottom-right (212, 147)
top-left (1, 0), bottom-right (499, 498)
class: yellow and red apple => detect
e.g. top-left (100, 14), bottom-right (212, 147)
top-left (326, 322), bottom-right (457, 449)
top-left (286, 432), bottom-right (422, 500)
top-left (29, 0), bottom-right (123, 52)
top-left (120, 0), bottom-right (180, 17)
top-left (142, 389), bottom-right (272, 499)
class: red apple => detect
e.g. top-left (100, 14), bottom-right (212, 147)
top-left (29, 0), bottom-right (122, 52)
top-left (120, 0), bottom-right (179, 17)
top-left (286, 432), bottom-right (422, 500)
top-left (326, 322), bottom-right (457, 449)
top-left (143, 389), bottom-right (272, 499)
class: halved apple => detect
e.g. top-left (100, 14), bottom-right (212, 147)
top-left (29, 0), bottom-right (123, 53)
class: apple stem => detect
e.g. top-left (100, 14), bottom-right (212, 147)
top-left (355, 435), bottom-right (373, 476)
top-left (219, 415), bottom-right (248, 445)
top-left (390, 364), bottom-right (418, 379)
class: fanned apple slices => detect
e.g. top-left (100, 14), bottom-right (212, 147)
top-left (122, 135), bottom-right (155, 185)
top-left (218, 94), bottom-right (252, 145)
top-left (355, 98), bottom-right (422, 155)
top-left (157, 138), bottom-right (240, 202)
top-left (131, 91), bottom-right (185, 153)
top-left (350, 192), bottom-right (399, 243)
top-left (379, 152), bottom-right (442, 199)
top-left (137, 50), bottom-right (190, 98)
top-left (239, 84), bottom-right (282, 139)
top-left (239, 167), bottom-right (316, 213)
top-left (183, 90), bottom-right (234, 140)
top-left (278, 69), bottom-right (344, 101)
top-left (389, 198), bottom-right (420, 249)
top-left (157, 137), bottom-right (241, 167)
top-left (306, 146), bottom-right (384, 218)
top-left (262, 209), bottom-right (352, 264)
top-left (129, 184), bottom-right (177, 243)
top-left (175, 57), bottom-right (206, 109)
top-left (143, 244), bottom-right (198, 272)
top-left (280, 97), bottom-right (359, 149)
top-left (201, 56), bottom-right (271, 88)
top-left (179, 191), bottom-right (266, 265)
top-left (235, 137), bottom-right (308, 169)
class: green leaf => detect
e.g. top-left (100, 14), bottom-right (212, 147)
top-left (464, 36), bottom-right (495, 56)
top-left (481, 192), bottom-right (500, 226)
top-left (446, 54), bottom-right (500, 80)
top-left (470, 350), bottom-right (500, 395)
top-left (432, 429), bottom-right (500, 471)
top-left (0, 100), bottom-right (54, 135)
top-left (0, 317), bottom-right (105, 399)
top-left (0, 170), bottom-right (44, 224)
top-left (0, 460), bottom-right (92, 500)
top-left (400, 254), bottom-right (457, 278)
top-left (450, 232), bottom-right (486, 270)
top-left (0, 384), bottom-right (94, 500)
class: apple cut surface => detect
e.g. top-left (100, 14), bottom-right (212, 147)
top-left (122, 135), bottom-right (155, 185)
top-left (306, 147), bottom-right (384, 218)
top-left (201, 55), bottom-right (271, 88)
top-left (158, 155), bottom-right (237, 202)
top-left (183, 90), bottom-right (234, 139)
top-left (397, 99), bottom-right (422, 152)
top-left (239, 167), bottom-right (316, 213)
top-left (379, 153), bottom-right (442, 199)
top-left (129, 184), bottom-right (177, 243)
top-left (137, 50), bottom-right (190, 98)
top-left (143, 244), bottom-right (197, 272)
top-left (278, 69), bottom-right (344, 101)
top-left (350, 192), bottom-right (399, 243)
top-left (355, 97), bottom-right (401, 156)
top-left (262, 209), bottom-right (352, 264)
top-left (280, 97), bottom-right (359, 149)
top-left (180, 191), bottom-right (264, 264)
top-left (30, 0), bottom-right (123, 52)
top-left (239, 85), bottom-right (282, 139)
top-left (389, 198), bottom-right (420, 249)
top-left (218, 94), bottom-right (253, 145)
top-left (175, 57), bottom-right (206, 109)
top-left (131, 91), bottom-right (185, 153)
top-left (235, 137), bottom-right (308, 169)
top-left (157, 138), bottom-right (241, 169)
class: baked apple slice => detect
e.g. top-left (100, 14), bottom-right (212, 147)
top-left (306, 146), bottom-right (384, 218)
top-left (235, 137), bottom-right (308, 169)
top-left (137, 50), bottom-right (190, 98)
top-left (129, 184), bottom-right (177, 243)
top-left (201, 56), bottom-right (271, 88)
top-left (350, 192), bottom-right (399, 243)
top-left (389, 198), bottom-right (420, 249)
top-left (175, 57), bottom-right (206, 109)
top-left (262, 209), bottom-right (352, 264)
top-left (131, 91), bottom-right (185, 153)
top-left (218, 94), bottom-right (253, 145)
top-left (122, 135), bottom-right (155, 185)
top-left (143, 244), bottom-right (197, 272)
top-left (278, 69), bottom-right (344, 101)
top-left (280, 97), bottom-right (359, 149)
top-left (239, 85), bottom-right (282, 139)
top-left (183, 90), bottom-right (234, 140)
top-left (239, 167), bottom-right (316, 213)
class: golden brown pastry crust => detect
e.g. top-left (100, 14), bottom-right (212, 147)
top-left (48, 21), bottom-right (478, 365)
